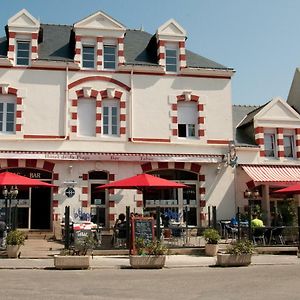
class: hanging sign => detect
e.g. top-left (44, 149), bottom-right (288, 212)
top-left (65, 187), bottom-right (75, 198)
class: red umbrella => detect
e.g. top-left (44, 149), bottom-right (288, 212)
top-left (97, 173), bottom-right (187, 190)
top-left (0, 172), bottom-right (55, 187)
top-left (274, 184), bottom-right (300, 195)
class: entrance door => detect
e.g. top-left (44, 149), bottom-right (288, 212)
top-left (30, 187), bottom-right (51, 229)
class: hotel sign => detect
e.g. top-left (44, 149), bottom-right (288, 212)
top-left (0, 152), bottom-right (222, 163)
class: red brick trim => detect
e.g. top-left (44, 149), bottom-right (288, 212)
top-left (255, 127), bottom-right (264, 134)
top-left (43, 161), bottom-right (55, 171)
top-left (68, 76), bottom-right (131, 92)
top-left (25, 159), bottom-right (37, 168)
top-left (82, 201), bottom-right (88, 207)
top-left (207, 140), bottom-right (229, 144)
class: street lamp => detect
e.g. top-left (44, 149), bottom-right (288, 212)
top-left (2, 186), bottom-right (18, 231)
top-left (244, 189), bottom-right (260, 241)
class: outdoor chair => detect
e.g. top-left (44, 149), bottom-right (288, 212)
top-left (225, 224), bottom-right (238, 240)
top-left (252, 227), bottom-right (266, 245)
top-left (269, 226), bottom-right (285, 245)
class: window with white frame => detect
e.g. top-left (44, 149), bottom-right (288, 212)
top-left (82, 45), bottom-right (95, 69)
top-left (177, 101), bottom-right (197, 138)
top-left (166, 46), bottom-right (178, 73)
top-left (264, 133), bottom-right (276, 157)
top-left (103, 45), bottom-right (116, 69)
top-left (283, 133), bottom-right (294, 158)
top-left (77, 99), bottom-right (96, 137)
top-left (0, 97), bottom-right (16, 134)
top-left (16, 41), bottom-right (30, 66)
top-left (102, 100), bottom-right (119, 136)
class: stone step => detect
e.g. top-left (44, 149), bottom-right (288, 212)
top-left (25, 231), bottom-right (54, 240)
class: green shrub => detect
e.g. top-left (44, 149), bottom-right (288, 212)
top-left (134, 238), bottom-right (169, 256)
top-left (6, 230), bottom-right (25, 246)
top-left (226, 240), bottom-right (254, 255)
top-left (203, 228), bottom-right (221, 244)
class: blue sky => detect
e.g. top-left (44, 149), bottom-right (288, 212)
top-left (1, 0), bottom-right (300, 105)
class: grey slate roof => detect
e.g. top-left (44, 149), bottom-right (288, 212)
top-left (232, 105), bottom-right (260, 147)
top-left (0, 24), bottom-right (232, 70)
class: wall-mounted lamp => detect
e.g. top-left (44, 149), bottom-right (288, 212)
top-left (68, 165), bottom-right (73, 174)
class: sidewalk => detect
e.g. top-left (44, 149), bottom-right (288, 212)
top-left (0, 254), bottom-right (300, 270)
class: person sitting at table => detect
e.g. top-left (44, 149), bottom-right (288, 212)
top-left (251, 214), bottom-right (264, 228)
top-left (230, 216), bottom-right (238, 226)
top-left (113, 213), bottom-right (127, 247)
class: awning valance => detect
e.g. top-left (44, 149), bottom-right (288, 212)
top-left (242, 165), bottom-right (300, 184)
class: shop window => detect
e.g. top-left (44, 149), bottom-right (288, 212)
top-left (264, 133), bottom-right (276, 157)
top-left (0, 98), bottom-right (16, 134)
top-left (16, 41), bottom-right (30, 66)
top-left (77, 98), bottom-right (96, 137)
top-left (144, 170), bottom-right (198, 226)
top-left (103, 45), bottom-right (116, 69)
top-left (102, 100), bottom-right (119, 136)
top-left (177, 101), bottom-right (197, 138)
top-left (90, 183), bottom-right (106, 226)
top-left (82, 45), bottom-right (95, 69)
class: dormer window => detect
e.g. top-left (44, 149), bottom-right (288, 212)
top-left (166, 48), bottom-right (177, 72)
top-left (16, 41), bottom-right (30, 66)
top-left (82, 45), bottom-right (95, 69)
top-left (264, 133), bottom-right (276, 157)
top-left (104, 45), bottom-right (116, 70)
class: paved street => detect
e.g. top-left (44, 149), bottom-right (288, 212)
top-left (2, 264), bottom-right (300, 300)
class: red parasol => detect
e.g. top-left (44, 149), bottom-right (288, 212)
top-left (97, 173), bottom-right (187, 190)
top-left (0, 172), bottom-right (55, 187)
top-left (274, 184), bottom-right (300, 195)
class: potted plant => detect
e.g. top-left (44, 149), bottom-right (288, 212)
top-left (217, 239), bottom-right (254, 267)
top-left (130, 238), bottom-right (169, 269)
top-left (203, 228), bottom-right (221, 256)
top-left (6, 230), bottom-right (26, 258)
top-left (54, 232), bottom-right (97, 270)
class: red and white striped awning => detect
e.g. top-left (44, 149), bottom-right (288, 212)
top-left (242, 165), bottom-right (300, 184)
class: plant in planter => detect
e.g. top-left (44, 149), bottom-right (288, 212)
top-left (6, 230), bottom-right (26, 258)
top-left (130, 238), bottom-right (169, 269)
top-left (54, 233), bottom-right (97, 270)
top-left (203, 228), bottom-right (221, 256)
top-left (217, 239), bottom-right (254, 267)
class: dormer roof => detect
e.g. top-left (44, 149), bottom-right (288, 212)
top-left (156, 19), bottom-right (186, 42)
top-left (7, 8), bottom-right (40, 33)
top-left (73, 10), bottom-right (126, 38)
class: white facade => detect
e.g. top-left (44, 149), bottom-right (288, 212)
top-left (0, 9), bottom-right (236, 232)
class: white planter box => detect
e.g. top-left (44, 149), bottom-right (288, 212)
top-left (205, 244), bottom-right (219, 256)
top-left (54, 255), bottom-right (91, 270)
top-left (130, 255), bottom-right (166, 269)
top-left (7, 245), bottom-right (21, 258)
top-left (217, 253), bottom-right (252, 267)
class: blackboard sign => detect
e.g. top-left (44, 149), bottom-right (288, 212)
top-left (73, 229), bottom-right (92, 244)
top-left (131, 217), bottom-right (154, 254)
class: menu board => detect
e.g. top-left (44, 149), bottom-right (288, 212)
top-left (131, 217), bottom-right (154, 254)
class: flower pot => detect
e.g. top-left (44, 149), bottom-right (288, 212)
top-left (130, 255), bottom-right (166, 269)
top-left (205, 243), bottom-right (218, 256)
top-left (217, 253), bottom-right (252, 267)
top-left (54, 255), bottom-right (91, 270)
top-left (7, 245), bottom-right (21, 258)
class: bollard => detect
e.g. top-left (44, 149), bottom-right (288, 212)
top-left (64, 206), bottom-right (70, 250)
